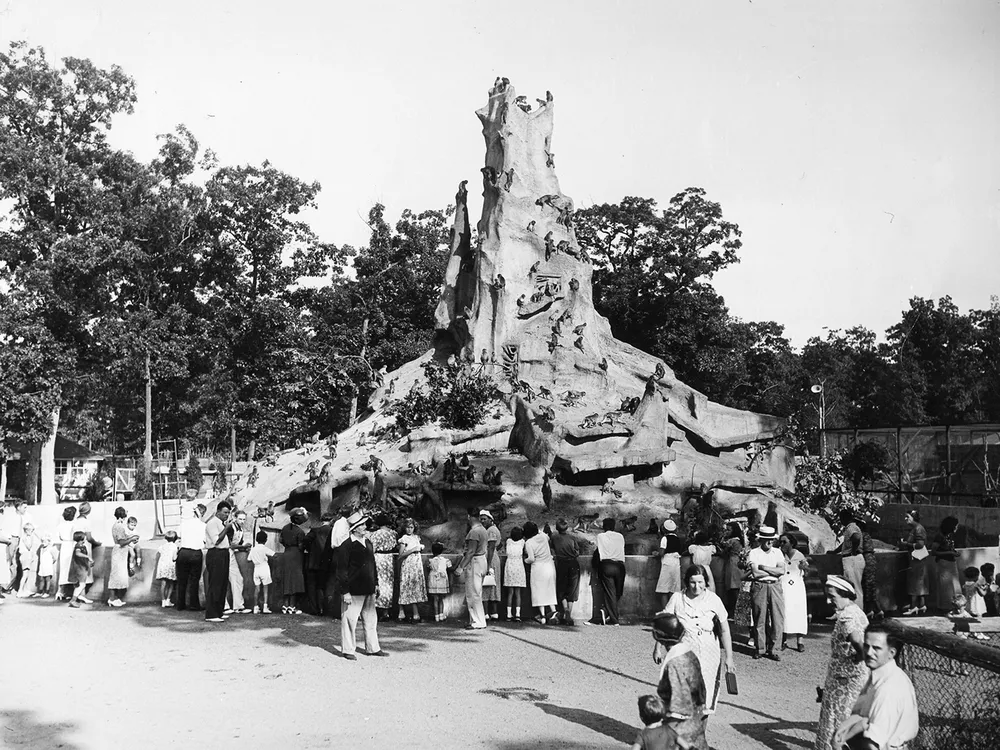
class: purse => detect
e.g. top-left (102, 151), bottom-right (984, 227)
top-left (483, 573), bottom-right (497, 587)
top-left (725, 670), bottom-right (738, 695)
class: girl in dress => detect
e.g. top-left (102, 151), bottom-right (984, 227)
top-left (35, 534), bottom-right (56, 597)
top-left (17, 522), bottom-right (40, 598)
top-left (963, 566), bottom-right (987, 617)
top-left (397, 518), bottom-right (427, 623)
top-left (504, 526), bottom-right (526, 622)
top-left (67, 531), bottom-right (92, 608)
top-left (427, 542), bottom-right (452, 622)
top-left (155, 531), bottom-right (179, 608)
top-left (778, 533), bottom-right (809, 652)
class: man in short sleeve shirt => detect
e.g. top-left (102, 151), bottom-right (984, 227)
top-left (455, 510), bottom-right (489, 629)
top-left (747, 525), bottom-right (785, 661)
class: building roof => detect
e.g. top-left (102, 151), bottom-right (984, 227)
top-left (6, 435), bottom-right (105, 462)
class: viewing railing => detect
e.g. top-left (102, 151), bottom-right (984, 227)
top-left (886, 620), bottom-right (1000, 750)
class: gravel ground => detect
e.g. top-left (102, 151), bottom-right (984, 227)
top-left (1, 598), bottom-right (829, 749)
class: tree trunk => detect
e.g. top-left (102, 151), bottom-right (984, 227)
top-left (348, 315), bottom-right (370, 426)
top-left (39, 405), bottom-right (60, 504)
top-left (230, 425), bottom-right (237, 463)
top-left (144, 350), bottom-right (153, 473)
top-left (247, 439), bottom-right (256, 463)
top-left (24, 442), bottom-right (41, 504)
top-left (0, 458), bottom-right (7, 503)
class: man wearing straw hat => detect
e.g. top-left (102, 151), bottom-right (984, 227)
top-left (454, 508), bottom-right (490, 630)
top-left (337, 510), bottom-right (388, 660)
top-left (747, 525), bottom-right (785, 661)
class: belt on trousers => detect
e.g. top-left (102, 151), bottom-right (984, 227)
top-left (754, 578), bottom-right (779, 584)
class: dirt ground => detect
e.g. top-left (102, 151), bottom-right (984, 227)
top-left (1, 597), bottom-right (828, 749)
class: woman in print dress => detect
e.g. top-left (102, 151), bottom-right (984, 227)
top-left (369, 514), bottom-right (398, 619)
top-left (397, 518), bottom-right (427, 622)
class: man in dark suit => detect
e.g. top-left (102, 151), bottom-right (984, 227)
top-left (337, 511), bottom-right (388, 660)
top-left (304, 511), bottom-right (334, 616)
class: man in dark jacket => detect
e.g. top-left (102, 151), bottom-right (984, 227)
top-left (337, 511), bottom-right (388, 660)
top-left (304, 512), bottom-right (334, 615)
top-left (551, 518), bottom-right (591, 626)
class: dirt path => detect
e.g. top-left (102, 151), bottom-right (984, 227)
top-left (1, 598), bottom-right (826, 749)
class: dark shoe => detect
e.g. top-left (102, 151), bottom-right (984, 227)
top-left (752, 651), bottom-right (761, 660)
top-left (796, 644), bottom-right (805, 653)
top-left (564, 618), bottom-right (575, 627)
top-left (766, 651), bottom-right (781, 662)
top-left (780, 642), bottom-right (789, 651)
top-left (366, 650), bottom-right (389, 657)
top-left (342, 652), bottom-right (357, 661)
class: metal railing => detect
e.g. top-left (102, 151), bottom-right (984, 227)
top-left (887, 620), bottom-right (1000, 749)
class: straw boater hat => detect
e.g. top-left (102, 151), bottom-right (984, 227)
top-left (757, 525), bottom-right (778, 540)
top-left (346, 510), bottom-right (368, 531)
top-left (825, 574), bottom-right (856, 597)
top-left (662, 519), bottom-right (677, 532)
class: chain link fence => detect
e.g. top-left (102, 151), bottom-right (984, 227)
top-left (889, 621), bottom-right (1000, 749)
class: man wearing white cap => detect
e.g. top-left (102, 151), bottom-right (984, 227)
top-left (747, 525), bottom-right (785, 660)
top-left (337, 510), bottom-right (388, 659)
top-left (454, 508), bottom-right (490, 629)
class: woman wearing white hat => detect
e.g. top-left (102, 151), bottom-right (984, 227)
top-left (653, 519), bottom-right (682, 609)
top-left (814, 575), bottom-right (869, 750)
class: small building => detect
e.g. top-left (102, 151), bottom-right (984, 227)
top-left (3, 435), bottom-right (105, 502)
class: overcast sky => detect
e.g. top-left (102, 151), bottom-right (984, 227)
top-left (2, 0), bottom-right (998, 345)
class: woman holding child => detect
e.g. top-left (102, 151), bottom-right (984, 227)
top-left (108, 506), bottom-right (140, 608)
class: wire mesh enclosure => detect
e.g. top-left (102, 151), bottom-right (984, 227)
top-left (890, 621), bottom-right (1000, 750)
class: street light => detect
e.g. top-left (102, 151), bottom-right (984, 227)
top-left (811, 383), bottom-right (827, 457)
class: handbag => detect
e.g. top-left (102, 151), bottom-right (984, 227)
top-left (482, 573), bottom-right (497, 587)
top-left (725, 670), bottom-right (738, 695)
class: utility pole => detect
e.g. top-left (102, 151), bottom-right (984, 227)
top-left (811, 382), bottom-right (827, 458)
top-left (144, 350), bottom-right (153, 472)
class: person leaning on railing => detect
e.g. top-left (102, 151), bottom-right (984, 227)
top-left (834, 623), bottom-right (918, 750)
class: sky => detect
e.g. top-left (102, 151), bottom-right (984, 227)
top-left (1, 0), bottom-right (998, 346)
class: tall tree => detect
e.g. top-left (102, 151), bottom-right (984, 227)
top-left (0, 42), bottom-right (137, 501)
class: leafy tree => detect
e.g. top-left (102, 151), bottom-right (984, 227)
top-left (0, 42), bottom-right (137, 501)
top-left (132, 461), bottom-right (153, 501)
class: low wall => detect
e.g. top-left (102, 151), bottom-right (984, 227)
top-left (34, 545), bottom-right (1000, 620)
top-left (7, 501), bottom-right (159, 544)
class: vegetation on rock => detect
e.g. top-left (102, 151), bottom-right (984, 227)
top-left (392, 361), bottom-right (499, 433)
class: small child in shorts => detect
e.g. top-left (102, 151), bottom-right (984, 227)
top-left (248, 530), bottom-right (274, 614)
top-left (126, 517), bottom-right (142, 576)
top-left (631, 695), bottom-right (688, 750)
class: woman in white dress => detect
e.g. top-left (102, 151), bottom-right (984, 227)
top-left (779, 533), bottom-right (809, 651)
top-left (56, 505), bottom-right (78, 600)
top-left (523, 521), bottom-right (557, 624)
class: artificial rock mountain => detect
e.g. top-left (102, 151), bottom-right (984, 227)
top-left (228, 82), bottom-right (833, 551)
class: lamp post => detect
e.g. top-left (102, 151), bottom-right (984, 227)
top-left (811, 383), bottom-right (827, 457)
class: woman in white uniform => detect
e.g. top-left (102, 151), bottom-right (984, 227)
top-left (779, 533), bottom-right (809, 651)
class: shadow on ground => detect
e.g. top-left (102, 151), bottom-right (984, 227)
top-left (727, 703), bottom-right (816, 750)
top-left (0, 709), bottom-right (81, 749)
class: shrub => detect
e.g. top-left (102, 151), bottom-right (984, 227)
top-left (391, 360), bottom-right (499, 433)
top-left (186, 453), bottom-right (204, 492)
top-left (793, 450), bottom-right (883, 532)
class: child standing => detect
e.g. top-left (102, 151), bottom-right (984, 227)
top-left (963, 566), bottom-right (986, 618)
top-left (427, 542), bottom-right (452, 622)
top-left (248, 530), bottom-right (274, 614)
top-left (981, 563), bottom-right (999, 617)
top-left (67, 531), bottom-right (92, 608)
top-left (17, 522), bottom-right (40, 598)
top-left (126, 517), bottom-right (142, 576)
top-left (155, 531), bottom-right (179, 607)
top-left (630, 695), bottom-right (688, 750)
top-left (35, 533), bottom-right (56, 597)
top-left (503, 526), bottom-right (526, 622)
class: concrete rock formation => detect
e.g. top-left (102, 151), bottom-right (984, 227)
top-left (228, 82), bottom-right (833, 552)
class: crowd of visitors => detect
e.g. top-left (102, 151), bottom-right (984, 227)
top-left (2, 497), bottom-right (991, 748)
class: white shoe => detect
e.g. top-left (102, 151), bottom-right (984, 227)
top-left (111, 599), bottom-right (125, 608)
top-left (78, 596), bottom-right (93, 604)
top-left (223, 608), bottom-right (235, 615)
top-left (40, 593), bottom-right (50, 599)
top-left (262, 607), bottom-right (272, 614)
